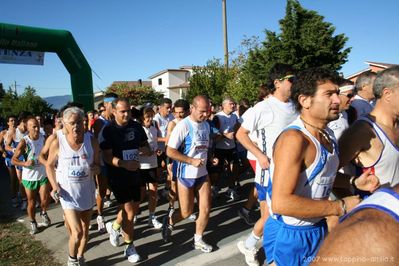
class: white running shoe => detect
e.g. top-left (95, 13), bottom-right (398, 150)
top-left (237, 240), bottom-right (259, 266)
top-left (30, 221), bottom-right (39, 235)
top-left (194, 238), bottom-right (213, 253)
top-left (148, 217), bottom-right (163, 229)
top-left (106, 222), bottom-right (120, 247)
top-left (40, 212), bottom-right (51, 227)
top-left (67, 257), bottom-right (79, 266)
top-left (104, 199), bottom-right (113, 208)
top-left (124, 244), bottom-right (141, 263)
top-left (188, 213), bottom-right (197, 221)
top-left (97, 215), bottom-right (106, 232)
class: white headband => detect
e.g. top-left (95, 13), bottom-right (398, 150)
top-left (339, 85), bottom-right (355, 93)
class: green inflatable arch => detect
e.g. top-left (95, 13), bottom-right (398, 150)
top-left (0, 22), bottom-right (93, 110)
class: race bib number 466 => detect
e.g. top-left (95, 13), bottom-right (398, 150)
top-left (68, 165), bottom-right (88, 182)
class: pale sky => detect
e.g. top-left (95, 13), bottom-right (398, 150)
top-left (1, 0), bottom-right (398, 97)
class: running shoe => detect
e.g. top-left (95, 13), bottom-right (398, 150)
top-left (237, 240), bottom-right (259, 266)
top-left (97, 215), bottom-right (106, 232)
top-left (40, 212), bottom-right (51, 227)
top-left (124, 244), bottom-right (141, 263)
top-left (194, 238), bottom-right (213, 253)
top-left (30, 221), bottom-right (39, 235)
top-left (148, 216), bottom-right (163, 229)
top-left (238, 207), bottom-right (256, 226)
top-left (67, 257), bottom-right (80, 266)
top-left (106, 222), bottom-right (120, 247)
top-left (104, 199), bottom-right (113, 208)
top-left (188, 213), bottom-right (197, 221)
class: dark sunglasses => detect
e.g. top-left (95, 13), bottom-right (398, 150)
top-left (340, 92), bottom-right (355, 98)
top-left (279, 74), bottom-right (296, 83)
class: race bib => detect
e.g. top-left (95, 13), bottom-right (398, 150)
top-left (193, 129), bottom-right (208, 158)
top-left (122, 149), bottom-right (139, 161)
top-left (68, 165), bottom-right (88, 182)
top-left (313, 176), bottom-right (334, 199)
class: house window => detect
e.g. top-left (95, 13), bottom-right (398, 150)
top-left (158, 78), bottom-right (162, 85)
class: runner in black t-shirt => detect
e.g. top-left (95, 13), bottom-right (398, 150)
top-left (101, 98), bottom-right (150, 263)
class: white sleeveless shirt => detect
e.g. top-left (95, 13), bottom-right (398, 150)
top-left (22, 134), bottom-right (46, 181)
top-left (357, 116), bottom-right (399, 187)
top-left (240, 96), bottom-right (298, 186)
top-left (57, 132), bottom-right (96, 211)
top-left (167, 117), bottom-right (210, 179)
top-left (267, 117), bottom-right (339, 226)
top-left (15, 127), bottom-right (26, 143)
top-left (341, 188), bottom-right (399, 222)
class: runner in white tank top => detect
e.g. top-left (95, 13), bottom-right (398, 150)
top-left (337, 67), bottom-right (399, 194)
top-left (56, 131), bottom-right (96, 211)
top-left (262, 68), bottom-right (364, 266)
top-left (45, 107), bottom-right (101, 265)
top-left (315, 185), bottom-right (399, 263)
top-left (12, 118), bottom-right (51, 234)
top-left (356, 116), bottom-right (399, 187)
top-left (267, 117), bottom-right (340, 226)
top-left (235, 64), bottom-right (298, 266)
top-left (163, 95), bottom-right (214, 253)
top-left (21, 134), bottom-right (46, 182)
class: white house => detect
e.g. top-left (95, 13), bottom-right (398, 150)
top-left (148, 66), bottom-right (193, 103)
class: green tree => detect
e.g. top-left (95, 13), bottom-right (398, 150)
top-left (0, 86), bottom-right (54, 118)
top-left (187, 58), bottom-right (233, 105)
top-left (106, 83), bottom-right (164, 106)
top-left (226, 36), bottom-right (261, 104)
top-left (16, 86), bottom-right (54, 115)
top-left (244, 0), bottom-right (351, 87)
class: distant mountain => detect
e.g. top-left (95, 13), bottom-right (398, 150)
top-left (44, 95), bottom-right (72, 110)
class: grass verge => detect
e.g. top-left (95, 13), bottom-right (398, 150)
top-left (0, 219), bottom-right (61, 266)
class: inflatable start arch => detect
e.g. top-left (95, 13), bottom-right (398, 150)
top-left (0, 22), bottom-right (94, 110)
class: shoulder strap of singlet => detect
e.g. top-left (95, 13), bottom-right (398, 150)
top-left (340, 188), bottom-right (399, 222)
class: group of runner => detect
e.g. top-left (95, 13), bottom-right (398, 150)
top-left (1, 64), bottom-right (398, 266)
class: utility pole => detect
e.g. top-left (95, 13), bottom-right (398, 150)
top-left (222, 0), bottom-right (229, 72)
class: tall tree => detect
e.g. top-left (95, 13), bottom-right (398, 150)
top-left (244, 0), bottom-right (351, 87)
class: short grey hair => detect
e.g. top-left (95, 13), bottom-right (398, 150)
top-left (222, 96), bottom-right (235, 106)
top-left (373, 66), bottom-right (399, 99)
top-left (355, 71), bottom-right (377, 92)
top-left (63, 106), bottom-right (84, 122)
